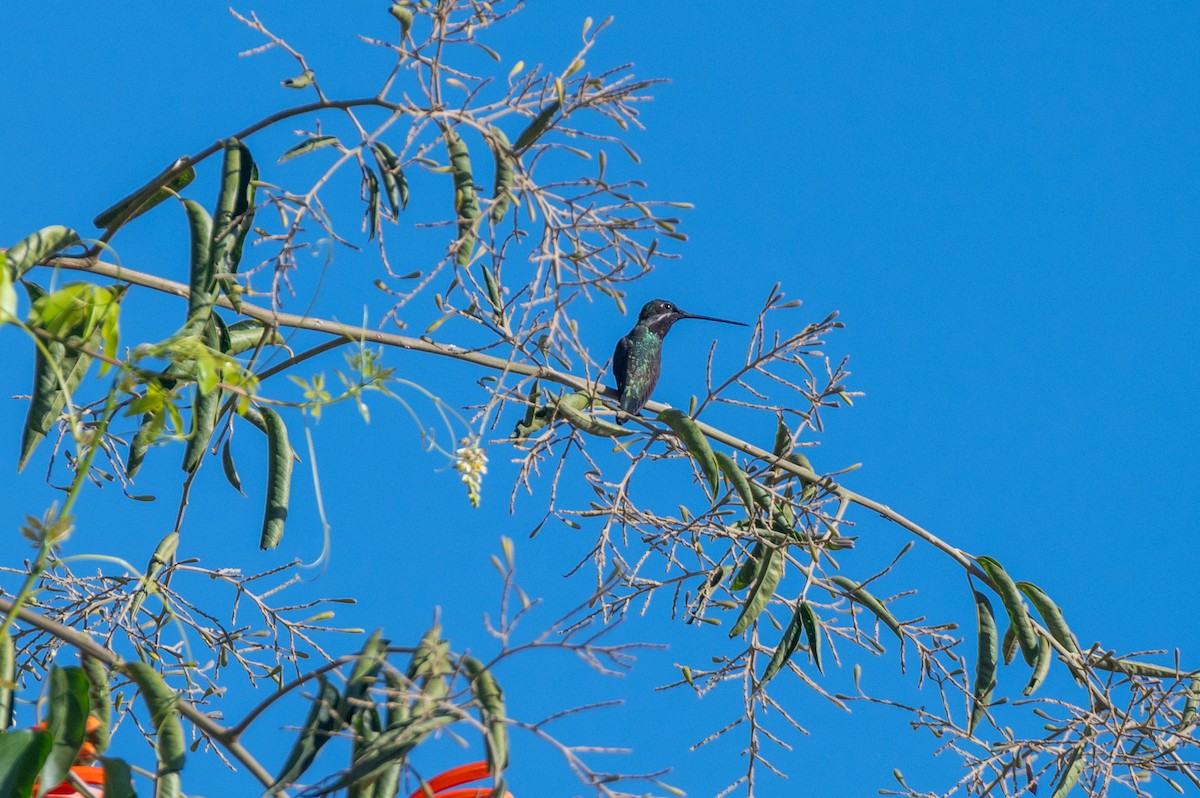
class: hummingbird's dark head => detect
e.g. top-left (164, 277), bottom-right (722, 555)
top-left (636, 299), bottom-right (747, 336)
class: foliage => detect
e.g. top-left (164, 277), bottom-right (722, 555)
top-left (1, 3), bottom-right (1198, 797)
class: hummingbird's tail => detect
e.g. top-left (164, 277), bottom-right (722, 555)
top-left (617, 393), bottom-right (642, 425)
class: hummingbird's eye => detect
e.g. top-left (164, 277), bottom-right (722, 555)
top-left (663, 303), bottom-right (674, 311)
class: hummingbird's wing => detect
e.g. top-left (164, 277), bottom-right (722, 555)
top-left (613, 335), bottom-right (630, 395)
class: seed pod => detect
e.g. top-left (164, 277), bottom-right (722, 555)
top-left (969, 590), bottom-right (998, 735)
top-left (278, 135), bottom-right (339, 162)
top-left (371, 141), bottom-right (408, 216)
top-left (729, 544), bottom-right (782, 637)
top-left (489, 126), bottom-right (515, 224)
top-left (94, 160), bottom-right (193, 231)
top-left (259, 407), bottom-right (293, 549)
top-left (975, 555), bottom-right (1038, 666)
top-left (444, 127), bottom-right (480, 266)
top-left (513, 101), bottom-right (561, 152)
top-left (210, 138), bottom-right (257, 311)
top-left (657, 408), bottom-right (719, 496)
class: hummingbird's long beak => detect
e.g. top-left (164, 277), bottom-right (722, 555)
top-left (679, 311), bottom-right (748, 327)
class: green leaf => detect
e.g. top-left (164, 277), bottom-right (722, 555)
top-left (270, 676), bottom-right (341, 792)
top-left (828, 575), bottom-right (903, 640)
top-left (279, 135), bottom-right (339, 163)
top-left (968, 590), bottom-right (998, 736)
top-left (760, 603), bottom-right (804, 687)
top-left (281, 69), bottom-right (315, 89)
top-left (94, 159), bottom-right (194, 230)
top-left (799, 601), bottom-right (823, 674)
top-left (260, 407), bottom-right (293, 549)
top-left (389, 4), bottom-right (413, 38)
top-left (1050, 739), bottom-right (1088, 798)
top-left (6, 226), bottom-right (82, 279)
top-left (0, 252), bottom-right (17, 323)
top-left (975, 555), bottom-right (1038, 666)
top-left (0, 729), bottom-right (52, 798)
top-left (729, 544), bottom-right (783, 637)
top-left (102, 757), bottom-right (136, 798)
top-left (0, 627), bottom-right (12, 730)
top-left (36, 666), bottom-right (90, 798)
top-left (657, 408), bottom-right (719, 495)
top-left (512, 100), bottom-right (561, 152)
top-left (19, 286), bottom-right (118, 471)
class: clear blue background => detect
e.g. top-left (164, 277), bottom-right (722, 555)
top-left (2, 3), bottom-right (1198, 796)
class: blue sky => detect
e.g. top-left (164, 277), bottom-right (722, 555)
top-left (3, 3), bottom-right (1199, 796)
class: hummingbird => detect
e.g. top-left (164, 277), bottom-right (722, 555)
top-left (612, 299), bottom-right (748, 424)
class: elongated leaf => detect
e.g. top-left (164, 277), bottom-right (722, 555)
top-left (513, 100), bottom-right (561, 152)
top-left (94, 159), bottom-right (194, 230)
top-left (969, 590), bottom-right (998, 735)
top-left (1017, 581), bottom-right (1080, 655)
top-left (0, 729), bottom-right (52, 798)
top-left (37, 666), bottom-right (89, 798)
top-left (729, 544), bottom-right (783, 637)
top-left (714, 451), bottom-right (756, 517)
top-left (121, 661), bottom-right (184, 797)
top-left (79, 655), bottom-right (111, 756)
top-left (271, 676), bottom-right (341, 791)
top-left (260, 407), bottom-right (293, 549)
top-left (0, 252), bottom-right (16, 322)
top-left (0, 626), bottom-right (12, 730)
top-left (489, 126), bottom-right (514, 224)
top-left (829, 575), bottom-right (902, 640)
top-left (464, 657), bottom-right (508, 774)
top-left (760, 604), bottom-right (804, 686)
top-left (799, 602), bottom-right (823, 674)
top-left (19, 305), bottom-right (107, 471)
top-left (1050, 740), bottom-right (1088, 798)
top-left (657, 408), bottom-right (719, 495)
top-left (279, 135), bottom-right (339, 163)
top-left (6, 226), bottom-right (81, 279)
top-left (1023, 634), bottom-right (1052, 697)
top-left (445, 127), bottom-right (480, 267)
top-left (975, 555), bottom-right (1038, 666)
top-left (102, 757), bottom-right (136, 798)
